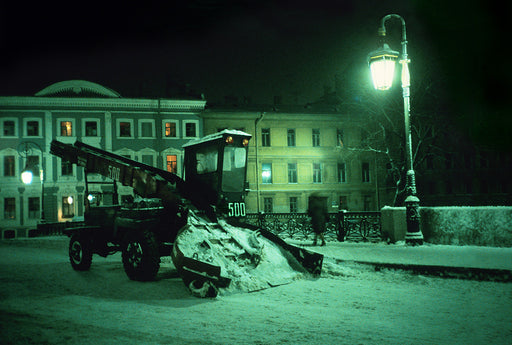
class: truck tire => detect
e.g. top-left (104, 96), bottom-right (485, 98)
top-left (122, 230), bottom-right (160, 281)
top-left (69, 233), bottom-right (93, 271)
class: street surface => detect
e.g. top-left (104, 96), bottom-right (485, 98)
top-left (1, 237), bottom-right (511, 344)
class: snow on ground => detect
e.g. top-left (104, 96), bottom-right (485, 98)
top-left (1, 237), bottom-right (511, 344)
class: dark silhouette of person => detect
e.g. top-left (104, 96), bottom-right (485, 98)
top-left (308, 193), bottom-right (328, 246)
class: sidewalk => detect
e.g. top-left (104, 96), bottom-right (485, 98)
top-left (287, 239), bottom-right (512, 281)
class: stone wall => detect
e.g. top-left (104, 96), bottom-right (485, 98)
top-left (381, 206), bottom-right (512, 247)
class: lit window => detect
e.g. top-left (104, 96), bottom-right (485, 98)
top-left (262, 163), bottom-right (272, 184)
top-left (60, 121), bottom-right (72, 136)
top-left (165, 122), bottom-right (177, 137)
top-left (62, 196), bottom-right (74, 218)
top-left (166, 155), bottom-right (177, 173)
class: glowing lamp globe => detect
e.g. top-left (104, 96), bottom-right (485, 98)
top-left (368, 44), bottom-right (399, 90)
top-left (21, 170), bottom-right (34, 185)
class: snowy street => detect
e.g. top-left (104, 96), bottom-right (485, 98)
top-left (1, 237), bottom-right (511, 345)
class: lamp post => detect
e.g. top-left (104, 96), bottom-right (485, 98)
top-left (18, 141), bottom-right (45, 222)
top-left (368, 14), bottom-right (423, 245)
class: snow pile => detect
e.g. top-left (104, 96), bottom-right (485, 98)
top-left (175, 218), bottom-right (305, 295)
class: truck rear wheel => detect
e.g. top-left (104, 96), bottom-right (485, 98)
top-left (69, 233), bottom-right (93, 271)
top-left (122, 230), bottom-right (160, 281)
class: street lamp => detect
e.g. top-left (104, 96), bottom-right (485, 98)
top-left (368, 14), bottom-right (424, 245)
top-left (18, 141), bottom-right (46, 222)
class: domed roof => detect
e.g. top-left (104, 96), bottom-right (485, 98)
top-left (35, 80), bottom-right (121, 98)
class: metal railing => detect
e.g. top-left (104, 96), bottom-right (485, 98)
top-left (244, 211), bottom-right (382, 243)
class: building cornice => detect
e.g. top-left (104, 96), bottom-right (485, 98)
top-left (0, 96), bottom-right (206, 112)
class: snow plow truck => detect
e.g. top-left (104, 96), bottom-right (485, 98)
top-left (50, 130), bottom-right (323, 297)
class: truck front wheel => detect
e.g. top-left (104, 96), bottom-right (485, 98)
top-left (69, 233), bottom-right (93, 271)
top-left (122, 230), bottom-right (160, 281)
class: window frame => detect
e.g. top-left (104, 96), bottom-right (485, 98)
top-left (312, 128), bottom-right (320, 147)
top-left (23, 118), bottom-right (42, 138)
top-left (162, 120), bottom-right (180, 139)
top-left (183, 120), bottom-right (199, 139)
top-left (116, 119), bottom-right (134, 139)
top-left (261, 128), bottom-right (271, 147)
top-left (82, 118), bottom-right (100, 137)
top-left (1, 118), bottom-right (18, 138)
top-left (287, 129), bottom-right (296, 147)
top-left (138, 119), bottom-right (156, 139)
top-left (313, 163), bottom-right (322, 183)
top-left (288, 163), bottom-right (297, 183)
top-left (262, 163), bottom-right (272, 184)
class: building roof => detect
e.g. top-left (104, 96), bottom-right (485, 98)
top-left (35, 80), bottom-right (121, 98)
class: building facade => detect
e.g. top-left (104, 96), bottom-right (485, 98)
top-left (0, 80), bottom-right (205, 237)
top-left (201, 106), bottom-right (392, 215)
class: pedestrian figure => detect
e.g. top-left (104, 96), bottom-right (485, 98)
top-left (308, 193), bottom-right (328, 246)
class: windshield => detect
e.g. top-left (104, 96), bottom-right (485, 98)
top-left (221, 146), bottom-right (247, 192)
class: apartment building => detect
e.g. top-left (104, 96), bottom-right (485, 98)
top-left (201, 106), bottom-right (392, 214)
top-left (0, 80), bottom-right (205, 237)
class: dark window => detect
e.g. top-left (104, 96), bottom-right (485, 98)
top-left (263, 197), bottom-right (273, 213)
top-left (4, 156), bottom-right (15, 176)
top-left (287, 129), bottom-right (296, 147)
top-left (339, 196), bottom-right (348, 210)
top-left (289, 197), bottom-right (298, 213)
top-left (165, 122), bottom-right (177, 137)
top-left (119, 122), bottom-right (131, 137)
top-left (336, 128), bottom-right (344, 147)
top-left (362, 162), bottom-right (370, 182)
top-left (27, 121), bottom-right (39, 136)
top-left (363, 195), bottom-right (372, 211)
top-left (85, 121), bottom-right (98, 136)
top-left (261, 128), bottom-right (270, 147)
top-left (338, 163), bottom-right (346, 183)
top-left (28, 197), bottom-right (40, 219)
top-left (62, 161), bottom-right (73, 176)
top-left (141, 155), bottom-right (153, 166)
top-left (4, 197), bottom-right (15, 219)
top-left (60, 121), bottom-right (72, 136)
top-left (3, 120), bottom-right (15, 136)
top-left (312, 129), bottom-right (320, 147)
top-left (288, 163), bottom-right (297, 183)
top-left (262, 163), bottom-right (272, 184)
top-left (141, 122), bottom-right (153, 137)
top-left (313, 163), bottom-right (322, 183)
top-left (185, 122), bottom-right (197, 137)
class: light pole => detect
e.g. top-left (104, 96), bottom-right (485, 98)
top-left (18, 141), bottom-right (46, 222)
top-left (367, 14), bottom-right (423, 245)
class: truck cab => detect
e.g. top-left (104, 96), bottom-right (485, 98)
top-left (182, 129), bottom-right (251, 218)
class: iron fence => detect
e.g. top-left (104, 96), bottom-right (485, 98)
top-left (244, 211), bottom-right (382, 243)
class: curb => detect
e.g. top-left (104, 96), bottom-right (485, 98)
top-left (338, 259), bottom-right (512, 283)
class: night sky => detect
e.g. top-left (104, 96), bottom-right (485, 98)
top-left (1, 0), bottom-right (510, 149)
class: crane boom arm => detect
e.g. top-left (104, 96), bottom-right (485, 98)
top-left (50, 140), bottom-right (184, 202)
